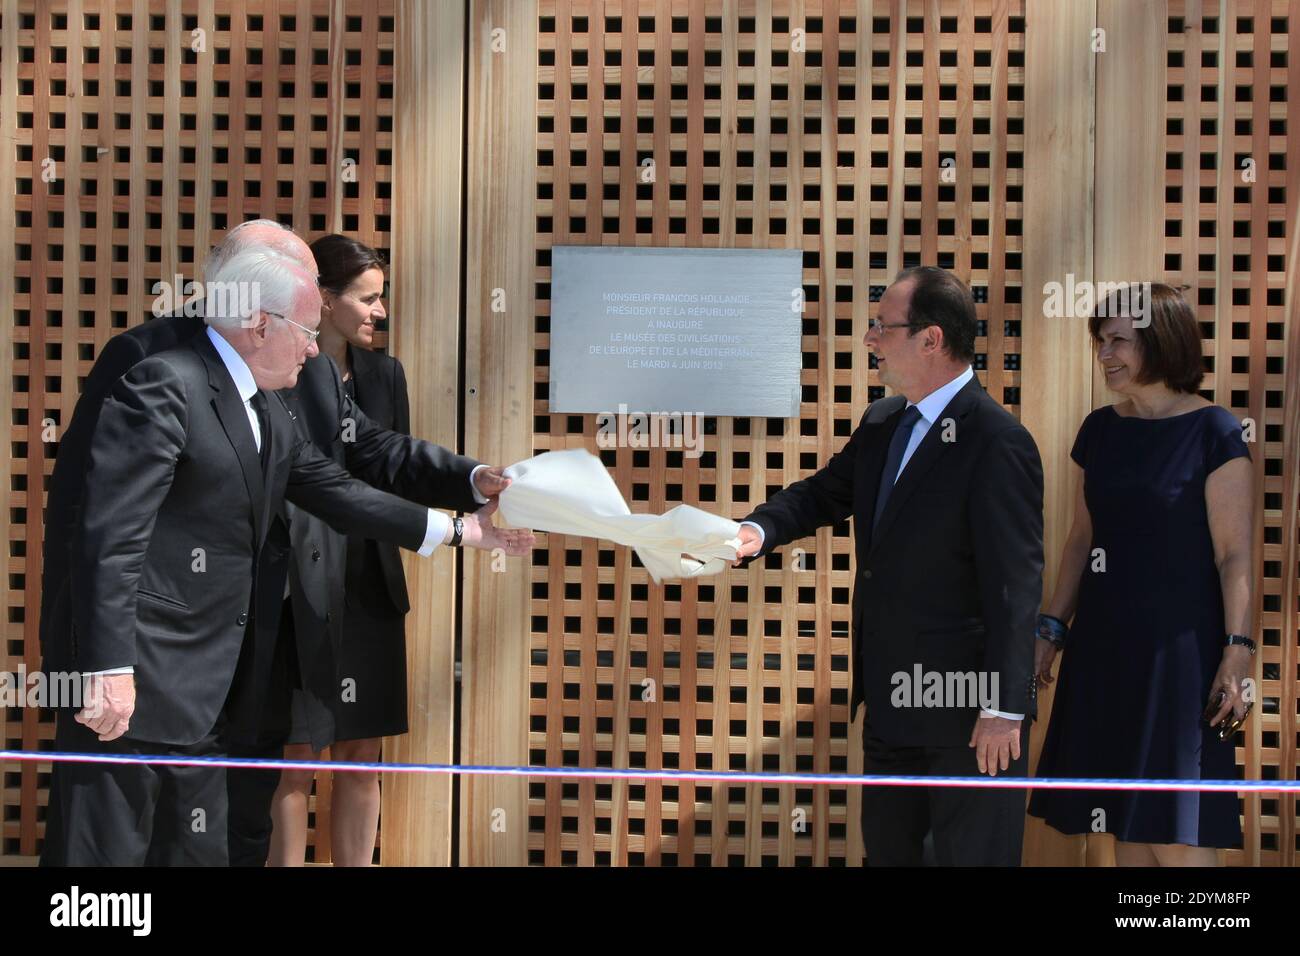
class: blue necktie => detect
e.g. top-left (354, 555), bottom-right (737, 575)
top-left (872, 404), bottom-right (922, 533)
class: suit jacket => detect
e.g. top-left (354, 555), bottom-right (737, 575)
top-left (40, 313), bottom-right (206, 664)
top-left (344, 343), bottom-right (416, 616)
top-left (54, 332), bottom-right (431, 746)
top-left (744, 376), bottom-right (1044, 748)
top-left (270, 345), bottom-right (480, 748)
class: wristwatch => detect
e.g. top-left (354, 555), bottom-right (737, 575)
top-left (449, 516), bottom-right (464, 548)
top-left (1224, 633), bottom-right (1255, 655)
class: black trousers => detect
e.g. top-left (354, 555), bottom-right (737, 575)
top-left (225, 736), bottom-right (287, 866)
top-left (224, 598), bottom-right (296, 867)
top-left (860, 717), bottom-right (1028, 866)
top-left (41, 710), bottom-right (228, 867)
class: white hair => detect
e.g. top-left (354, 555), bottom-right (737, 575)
top-left (203, 218), bottom-right (309, 280)
top-left (202, 247), bottom-right (315, 330)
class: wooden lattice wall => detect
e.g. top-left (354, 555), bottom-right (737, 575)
top-left (0, 0), bottom-right (400, 865)
top-left (522, 0), bottom-right (1026, 865)
top-left (2, 0), bottom-right (1297, 869)
top-left (1162, 0), bottom-right (1300, 866)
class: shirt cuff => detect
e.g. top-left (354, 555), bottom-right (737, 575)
top-left (738, 520), bottom-right (766, 551)
top-left (418, 510), bottom-right (452, 556)
top-left (88, 666), bottom-right (134, 676)
top-left (469, 464), bottom-right (489, 505)
top-left (980, 708), bottom-right (1024, 720)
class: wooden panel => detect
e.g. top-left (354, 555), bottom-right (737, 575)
top-left (524, 0), bottom-right (1027, 865)
top-left (1281, 0), bottom-right (1300, 870)
top-left (460, 0), bottom-right (539, 867)
top-left (1164, 0), bottom-right (1297, 866)
top-left (1020, 0), bottom-right (1096, 868)
top-left (0, 0), bottom-right (399, 866)
top-left (3, 0), bottom-right (1295, 870)
top-left (1095, 0), bottom-right (1167, 341)
top-left (0, 0), bottom-right (20, 862)
top-left (381, 0), bottom-right (465, 867)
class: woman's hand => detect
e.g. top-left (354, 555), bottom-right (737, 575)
top-left (1207, 644), bottom-right (1253, 727)
top-left (460, 498), bottom-right (535, 556)
top-left (1034, 637), bottom-right (1059, 688)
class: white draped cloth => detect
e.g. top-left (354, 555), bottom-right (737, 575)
top-left (499, 449), bottom-right (741, 582)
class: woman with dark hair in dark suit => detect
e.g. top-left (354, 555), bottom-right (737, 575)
top-left (1028, 283), bottom-right (1255, 865)
top-left (270, 234), bottom-right (416, 865)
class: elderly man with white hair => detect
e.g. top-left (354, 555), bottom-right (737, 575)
top-left (40, 236), bottom-right (532, 866)
top-left (41, 220), bottom-right (308, 637)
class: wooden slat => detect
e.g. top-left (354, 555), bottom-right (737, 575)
top-left (259, 2), bottom-right (279, 222)
top-left (884, 0), bottom-right (905, 274)
top-left (679, 0), bottom-right (704, 867)
top-left (19, 0), bottom-right (52, 859)
top-left (0, 0), bottom-right (20, 861)
top-left (809, 0), bottom-right (840, 868)
top-left (1241, 0), bottom-right (1269, 868)
top-left (461, 0), bottom-right (538, 867)
top-left (57, 3), bottom-right (84, 669)
top-left (381, 0), bottom-right (466, 867)
top-left (845, 0), bottom-right (875, 866)
top-left (195, 0), bottom-right (215, 277)
top-left (1020, 0), bottom-right (1097, 868)
top-left (920, 0), bottom-right (937, 264)
top-left (984, 0), bottom-right (1007, 406)
top-left (326, 0), bottom-right (345, 233)
top-left (290, 0), bottom-right (313, 229)
top-left (1278, 0), bottom-right (1300, 870)
top-left (743, 0), bottom-right (774, 867)
top-left (605, 0), bottom-right (638, 868)
top-left (1094, 0), bottom-right (1166, 404)
top-left (543, 0), bottom-right (572, 868)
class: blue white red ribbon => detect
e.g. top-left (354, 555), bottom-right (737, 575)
top-left (2, 750), bottom-right (1297, 791)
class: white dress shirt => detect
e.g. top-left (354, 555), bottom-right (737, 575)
top-left (889, 364), bottom-right (974, 483)
top-left (206, 326), bottom-right (265, 452)
top-left (741, 366), bottom-right (1021, 721)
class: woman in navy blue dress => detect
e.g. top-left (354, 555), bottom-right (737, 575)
top-left (1027, 284), bottom-right (1255, 865)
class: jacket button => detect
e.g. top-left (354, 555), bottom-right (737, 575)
top-left (237, 611), bottom-right (248, 626)
top-left (312, 548), bottom-right (321, 561)
top-left (862, 569), bottom-right (873, 580)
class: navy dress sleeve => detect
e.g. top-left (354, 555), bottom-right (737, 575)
top-left (1202, 406), bottom-right (1251, 473)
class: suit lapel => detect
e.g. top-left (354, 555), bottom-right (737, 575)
top-left (194, 334), bottom-right (269, 547)
top-left (869, 377), bottom-right (982, 554)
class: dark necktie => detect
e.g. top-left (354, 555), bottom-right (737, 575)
top-left (250, 390), bottom-right (270, 472)
top-left (872, 404), bottom-right (922, 533)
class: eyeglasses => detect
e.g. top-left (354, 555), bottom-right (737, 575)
top-left (868, 318), bottom-right (914, 335)
top-left (265, 311), bottom-right (320, 344)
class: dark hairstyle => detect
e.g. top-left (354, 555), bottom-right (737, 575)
top-left (893, 265), bottom-right (978, 363)
top-left (309, 233), bottom-right (388, 295)
top-left (1087, 282), bottom-right (1204, 394)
